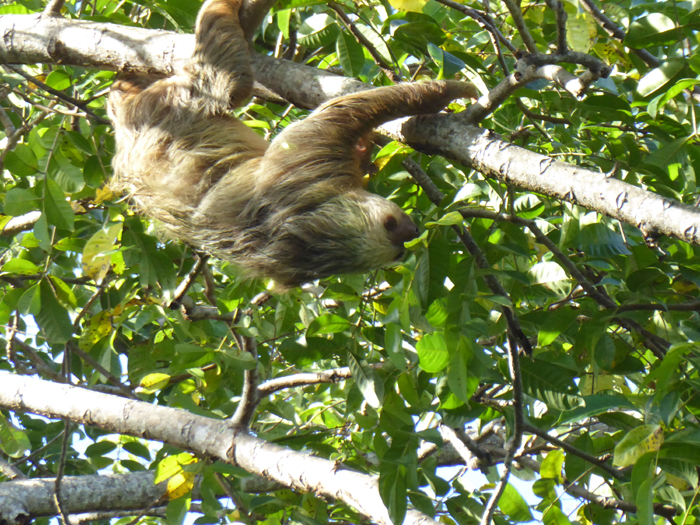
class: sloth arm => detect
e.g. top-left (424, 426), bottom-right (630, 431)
top-left (257, 81), bottom-right (478, 196)
top-left (188, 0), bottom-right (254, 113)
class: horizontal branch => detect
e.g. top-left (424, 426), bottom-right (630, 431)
top-left (0, 471), bottom-right (165, 520)
top-left (1, 14), bottom-right (699, 247)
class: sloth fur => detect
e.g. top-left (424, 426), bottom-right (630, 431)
top-left (108, 0), bottom-right (479, 288)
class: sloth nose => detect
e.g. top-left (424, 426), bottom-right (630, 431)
top-left (390, 214), bottom-right (420, 245)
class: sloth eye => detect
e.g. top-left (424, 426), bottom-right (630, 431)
top-left (383, 215), bottom-right (398, 231)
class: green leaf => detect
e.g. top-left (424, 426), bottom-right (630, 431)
top-left (637, 59), bottom-right (685, 97)
top-left (427, 42), bottom-right (445, 78)
top-left (416, 332), bottom-right (450, 373)
top-left (298, 14), bottom-right (339, 47)
top-left (43, 179), bottom-right (75, 231)
top-left (307, 314), bottom-right (351, 336)
top-left (447, 348), bottom-right (469, 404)
top-left (541, 449), bottom-right (564, 483)
top-left (348, 352), bottom-right (383, 409)
top-left (355, 24), bottom-right (392, 63)
top-left (45, 70), bottom-right (72, 90)
top-left (4, 144), bottom-right (38, 176)
top-left (18, 284), bottom-right (41, 316)
top-left (566, 16), bottom-right (593, 53)
top-left (4, 188), bottom-right (40, 216)
top-left (644, 135), bottom-right (691, 169)
top-left (426, 234), bottom-right (450, 306)
top-left (542, 505), bottom-right (572, 525)
top-left (82, 223), bottom-right (123, 283)
top-left (613, 425), bottom-right (664, 467)
top-left (336, 31), bottom-right (364, 77)
top-left (49, 151), bottom-right (86, 194)
top-left (635, 478), bottom-right (654, 525)
top-left (520, 359), bottom-right (582, 411)
top-left (625, 13), bottom-right (682, 47)
top-left (573, 224), bottom-right (631, 257)
top-left (36, 279), bottom-right (73, 343)
top-left (537, 307), bottom-right (578, 346)
top-left (498, 483), bottom-right (533, 522)
top-left (379, 464), bottom-right (407, 525)
top-left (1, 258), bottom-right (40, 275)
top-left (0, 413), bottom-right (31, 458)
top-left (528, 261), bottom-right (570, 294)
top-left (648, 79), bottom-right (700, 119)
top-left (426, 211), bottom-right (464, 227)
top-left (560, 394), bottom-right (635, 425)
top-left (385, 323), bottom-right (407, 371)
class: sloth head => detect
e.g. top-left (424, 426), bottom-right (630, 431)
top-left (262, 192), bottom-right (419, 288)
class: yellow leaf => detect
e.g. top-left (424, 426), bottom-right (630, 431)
top-left (78, 311), bottom-right (113, 351)
top-left (613, 425), bottom-right (664, 467)
top-left (167, 471), bottom-right (195, 500)
top-left (140, 373), bottom-right (171, 392)
top-left (93, 186), bottom-right (115, 205)
top-left (81, 223), bottom-right (122, 283)
top-left (566, 16), bottom-right (593, 53)
top-left (387, 0), bottom-right (427, 12)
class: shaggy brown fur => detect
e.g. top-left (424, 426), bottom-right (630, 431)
top-left (108, 0), bottom-right (479, 288)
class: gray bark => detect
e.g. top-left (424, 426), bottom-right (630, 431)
top-left (0, 372), bottom-right (438, 525)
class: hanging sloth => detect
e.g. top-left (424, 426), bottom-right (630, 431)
top-left (108, 0), bottom-right (478, 288)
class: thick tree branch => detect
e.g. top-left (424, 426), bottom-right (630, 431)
top-left (0, 373), bottom-right (439, 525)
top-left (0, 471), bottom-right (166, 521)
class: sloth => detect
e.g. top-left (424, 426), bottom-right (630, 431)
top-left (108, 0), bottom-right (479, 288)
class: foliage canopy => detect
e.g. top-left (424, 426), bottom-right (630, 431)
top-left (1, 0), bottom-right (700, 524)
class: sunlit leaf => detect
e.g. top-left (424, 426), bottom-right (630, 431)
top-left (613, 425), bottom-right (664, 467)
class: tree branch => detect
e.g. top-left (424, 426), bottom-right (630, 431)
top-left (0, 373), bottom-right (439, 525)
top-left (545, 0), bottom-right (568, 55)
top-left (579, 0), bottom-right (660, 68)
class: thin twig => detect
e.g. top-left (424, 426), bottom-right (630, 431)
top-left (522, 423), bottom-right (624, 480)
top-left (456, 208), bottom-right (670, 357)
top-left (545, 0), bottom-right (568, 55)
top-left (230, 337), bottom-right (260, 428)
top-left (42, 0), bottom-right (67, 18)
top-left (67, 341), bottom-right (138, 399)
top-left (433, 0), bottom-right (517, 56)
top-left (0, 108), bottom-right (51, 173)
top-left (480, 331), bottom-right (523, 525)
top-left (169, 254), bottom-right (210, 308)
top-left (501, 0), bottom-right (538, 53)
top-left (4, 65), bottom-right (109, 125)
top-left (579, 0), bottom-right (660, 68)
top-left (401, 156), bottom-right (532, 355)
top-left (53, 420), bottom-right (72, 525)
top-left (516, 98), bottom-right (571, 124)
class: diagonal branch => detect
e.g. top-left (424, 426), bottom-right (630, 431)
top-left (0, 372), bottom-right (439, 525)
top-left (579, 0), bottom-right (660, 68)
